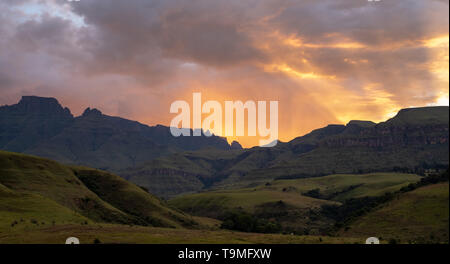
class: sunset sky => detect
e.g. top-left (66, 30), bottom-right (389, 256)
top-left (0, 0), bottom-right (448, 147)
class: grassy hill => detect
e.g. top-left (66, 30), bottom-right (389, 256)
top-left (169, 187), bottom-right (337, 216)
top-left (169, 172), bottom-right (422, 234)
top-left (0, 184), bottom-right (91, 232)
top-left (340, 182), bottom-right (449, 244)
top-left (270, 173), bottom-right (422, 201)
top-left (170, 172), bottom-right (421, 213)
top-left (0, 150), bottom-right (197, 233)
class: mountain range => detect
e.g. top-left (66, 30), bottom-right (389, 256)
top-left (122, 106), bottom-right (449, 197)
top-left (0, 96), bottom-right (232, 172)
top-left (0, 96), bottom-right (448, 198)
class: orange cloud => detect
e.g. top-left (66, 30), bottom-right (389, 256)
top-left (1, 0), bottom-right (448, 148)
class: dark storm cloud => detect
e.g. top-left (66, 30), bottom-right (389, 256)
top-left (273, 0), bottom-right (448, 46)
top-left (13, 14), bottom-right (76, 53)
top-left (0, 3), bottom-right (82, 96)
top-left (69, 0), bottom-right (268, 75)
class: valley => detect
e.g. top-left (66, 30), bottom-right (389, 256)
top-left (0, 150), bottom-right (447, 244)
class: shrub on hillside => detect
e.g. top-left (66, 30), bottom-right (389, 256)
top-left (220, 210), bottom-right (281, 233)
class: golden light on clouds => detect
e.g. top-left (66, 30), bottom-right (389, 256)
top-left (424, 35), bottom-right (450, 48)
top-left (429, 38), bottom-right (449, 80)
top-left (283, 35), bottom-right (303, 47)
top-left (427, 35), bottom-right (449, 106)
top-left (0, 0), bottom-right (448, 148)
top-left (303, 42), bottom-right (366, 49)
top-left (434, 92), bottom-right (450, 106)
top-left (280, 32), bottom-right (367, 50)
top-left (224, 30), bottom-right (449, 146)
top-left (263, 64), bottom-right (337, 80)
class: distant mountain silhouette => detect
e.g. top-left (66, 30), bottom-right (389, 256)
top-left (230, 141), bottom-right (243, 150)
top-left (0, 96), bottom-right (231, 171)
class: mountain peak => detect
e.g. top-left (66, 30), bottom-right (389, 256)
top-left (346, 120), bottom-right (376, 127)
top-left (230, 141), bottom-right (243, 150)
top-left (386, 106), bottom-right (449, 126)
top-left (82, 107), bottom-right (103, 117)
top-left (17, 96), bottom-right (72, 117)
top-left (20, 96), bottom-right (59, 105)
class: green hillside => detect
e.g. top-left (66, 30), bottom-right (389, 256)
top-left (270, 173), bottom-right (422, 201)
top-left (340, 182), bottom-right (449, 243)
top-left (169, 172), bottom-right (421, 234)
top-left (169, 187), bottom-right (337, 216)
top-left (170, 172), bottom-right (421, 213)
top-left (0, 151), bottom-right (197, 232)
top-left (0, 184), bottom-right (91, 233)
top-left (73, 167), bottom-right (197, 228)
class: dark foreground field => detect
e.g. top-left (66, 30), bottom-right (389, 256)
top-left (0, 224), bottom-right (364, 244)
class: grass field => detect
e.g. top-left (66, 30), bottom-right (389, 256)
top-left (271, 173), bottom-right (422, 201)
top-left (0, 223), bottom-right (363, 244)
top-left (0, 186), bottom-right (91, 233)
top-left (168, 172), bottom-right (424, 236)
top-left (340, 183), bottom-right (449, 243)
top-left (169, 188), bottom-right (337, 215)
top-left (170, 173), bottom-right (422, 215)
